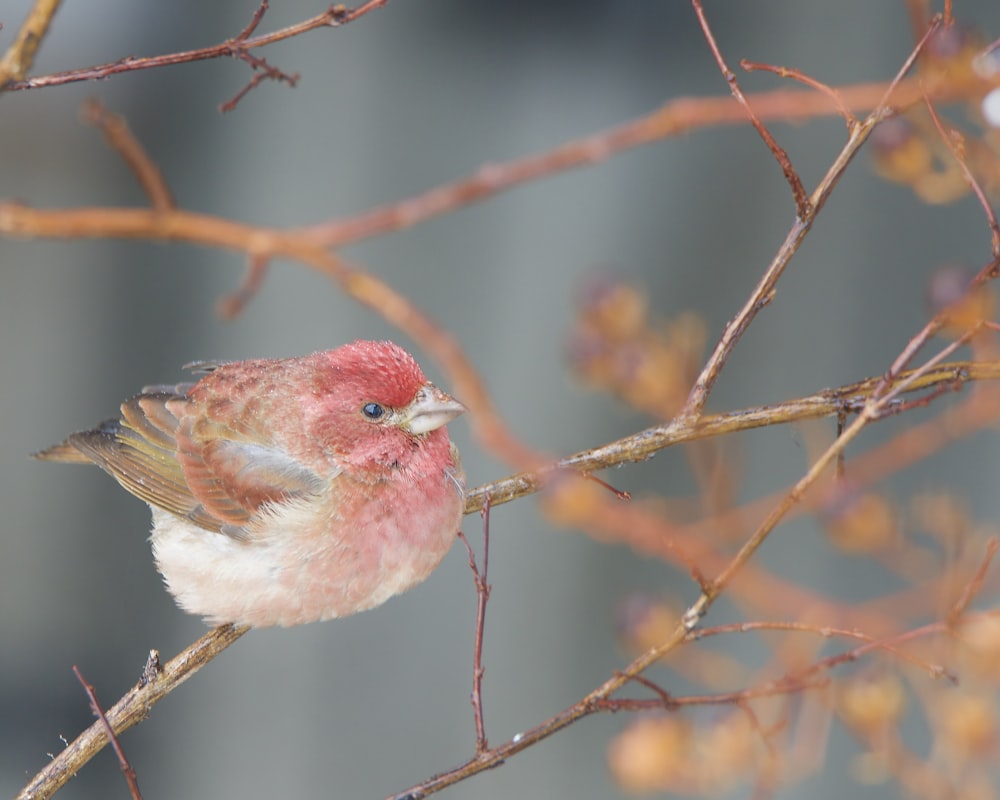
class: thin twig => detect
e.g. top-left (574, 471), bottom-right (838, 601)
top-left (465, 359), bottom-right (997, 513)
top-left (684, 318), bottom-right (977, 630)
top-left (691, 0), bottom-right (810, 216)
top-left (219, 53), bottom-right (298, 113)
top-left (7, 12), bottom-right (1000, 798)
top-left (386, 603), bottom-right (986, 800)
top-left (581, 471), bottom-right (631, 501)
top-left (741, 58), bottom-right (857, 127)
top-left (679, 16), bottom-right (942, 421)
top-left (593, 679), bottom-right (822, 712)
top-left (17, 625), bottom-right (248, 800)
top-left (0, 178), bottom-right (989, 497)
top-left (300, 68), bottom-right (996, 249)
top-left (216, 254), bottom-right (271, 319)
top-left (923, 93), bottom-right (1000, 257)
top-left (457, 495), bottom-right (493, 754)
top-left (219, 5), bottom-right (303, 114)
top-left (81, 100), bottom-right (175, 211)
top-left (2, 0), bottom-right (388, 95)
top-left (0, 201), bottom-right (541, 470)
top-left (617, 671), bottom-right (677, 709)
top-left (947, 537), bottom-right (999, 625)
top-left (235, 0), bottom-right (270, 40)
top-left (878, 377), bottom-right (964, 416)
top-left (72, 666), bottom-right (143, 800)
top-left (690, 620), bottom-right (954, 682)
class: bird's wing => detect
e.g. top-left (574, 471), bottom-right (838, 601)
top-left (40, 390), bottom-right (326, 535)
top-left (172, 402), bottom-right (328, 534)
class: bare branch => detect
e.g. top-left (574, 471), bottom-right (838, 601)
top-left (17, 625), bottom-right (247, 800)
top-left (691, 0), bottom-right (810, 216)
top-left (81, 100), bottom-right (175, 211)
top-left (71, 666), bottom-right (143, 800)
top-left (1, 1), bottom-right (388, 102)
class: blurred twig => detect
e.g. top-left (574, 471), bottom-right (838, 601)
top-left (80, 99), bottom-right (175, 211)
top-left (0, 202), bottom-right (541, 469)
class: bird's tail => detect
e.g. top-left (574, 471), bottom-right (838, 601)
top-left (32, 439), bottom-right (93, 463)
top-left (32, 419), bottom-right (120, 464)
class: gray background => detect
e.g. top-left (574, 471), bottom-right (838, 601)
top-left (2, 1), bottom-right (999, 798)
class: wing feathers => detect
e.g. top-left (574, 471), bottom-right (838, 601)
top-left (36, 387), bottom-right (325, 537)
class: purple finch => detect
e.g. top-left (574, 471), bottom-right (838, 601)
top-left (35, 341), bottom-right (466, 627)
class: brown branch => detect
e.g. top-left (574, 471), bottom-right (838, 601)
top-left (947, 537), bottom-right (999, 626)
top-left (868, 268), bottom-right (997, 413)
top-left (3, 193), bottom-right (997, 506)
top-left (740, 59), bottom-right (856, 127)
top-left (219, 52), bottom-right (298, 113)
top-left (218, 5), bottom-right (302, 113)
top-left (684, 317), bottom-right (979, 630)
top-left (81, 100), bottom-right (174, 211)
top-left (216, 254), bottom-right (270, 319)
top-left (680, 360), bottom-right (1000, 575)
top-left (0, 0), bottom-right (62, 89)
top-left (388, 257), bottom-right (998, 800)
top-left (465, 359), bottom-right (1000, 514)
top-left (18, 625), bottom-right (248, 800)
top-left (679, 16), bottom-right (942, 421)
top-left (617, 672), bottom-right (677, 709)
top-left (690, 620), bottom-right (955, 682)
top-left (235, 0), bottom-right (270, 40)
top-left (2, 0), bottom-right (388, 96)
top-left (593, 679), bottom-right (823, 713)
top-left (457, 496), bottom-right (493, 754)
top-left (923, 92), bottom-right (1000, 257)
top-left (795, 617), bottom-right (968, 684)
top-left (71, 666), bottom-right (143, 800)
top-left (387, 605), bottom-right (986, 800)
top-left (300, 70), bottom-right (997, 249)
top-left (7, 12), bottom-right (1000, 797)
top-left (0, 202), bottom-right (541, 471)
top-left (691, 0), bottom-right (810, 217)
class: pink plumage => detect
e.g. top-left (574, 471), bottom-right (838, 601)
top-left (35, 341), bottom-right (466, 627)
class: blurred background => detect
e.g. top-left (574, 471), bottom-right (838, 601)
top-left (3, 1), bottom-right (1000, 798)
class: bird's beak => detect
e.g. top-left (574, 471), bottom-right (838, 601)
top-left (401, 384), bottom-right (466, 435)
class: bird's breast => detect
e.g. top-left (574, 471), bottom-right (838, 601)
top-left (150, 458), bottom-right (464, 627)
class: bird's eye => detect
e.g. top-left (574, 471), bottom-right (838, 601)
top-left (362, 402), bottom-right (385, 420)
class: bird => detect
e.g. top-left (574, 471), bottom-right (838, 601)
top-left (34, 340), bottom-right (466, 628)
